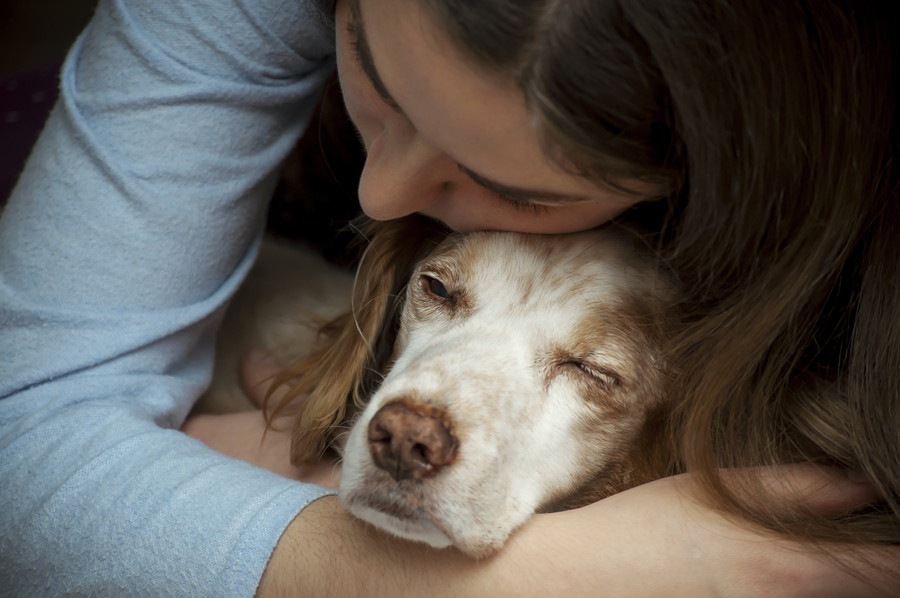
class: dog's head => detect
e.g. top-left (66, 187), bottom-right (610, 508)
top-left (334, 228), bottom-right (676, 557)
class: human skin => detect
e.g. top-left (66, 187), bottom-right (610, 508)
top-left (256, 470), bottom-right (891, 598)
top-left (334, 0), bottom-right (649, 232)
top-left (183, 0), bottom-right (899, 594)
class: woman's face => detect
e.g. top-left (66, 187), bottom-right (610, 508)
top-left (335, 0), bottom-right (649, 233)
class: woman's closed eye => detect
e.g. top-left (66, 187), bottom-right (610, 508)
top-left (491, 191), bottom-right (553, 215)
top-left (455, 163), bottom-right (579, 215)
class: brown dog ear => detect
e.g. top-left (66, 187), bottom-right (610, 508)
top-left (267, 215), bottom-right (449, 465)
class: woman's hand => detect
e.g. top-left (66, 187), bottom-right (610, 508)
top-left (509, 466), bottom-right (897, 597)
top-left (181, 348), bottom-right (341, 488)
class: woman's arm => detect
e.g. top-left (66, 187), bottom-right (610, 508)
top-left (261, 465), bottom-right (896, 597)
top-left (0, 0), bottom-right (337, 594)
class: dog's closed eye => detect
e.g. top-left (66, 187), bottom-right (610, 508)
top-left (559, 359), bottom-right (622, 390)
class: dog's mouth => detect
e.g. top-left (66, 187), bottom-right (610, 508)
top-left (338, 479), bottom-right (516, 558)
top-left (337, 399), bottom-right (531, 557)
top-left (340, 492), bottom-right (454, 550)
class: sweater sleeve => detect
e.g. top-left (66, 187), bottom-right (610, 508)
top-left (0, 0), bottom-right (338, 595)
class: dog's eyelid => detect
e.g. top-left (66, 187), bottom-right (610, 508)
top-left (561, 359), bottom-right (622, 389)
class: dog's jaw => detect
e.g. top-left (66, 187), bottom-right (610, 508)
top-left (343, 503), bottom-right (453, 549)
top-left (337, 373), bottom-right (542, 558)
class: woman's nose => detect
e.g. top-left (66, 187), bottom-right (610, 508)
top-left (357, 131), bottom-right (460, 221)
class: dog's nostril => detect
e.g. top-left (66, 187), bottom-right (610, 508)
top-left (367, 400), bottom-right (458, 482)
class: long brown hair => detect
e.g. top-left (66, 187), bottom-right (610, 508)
top-left (427, 0), bottom-right (900, 548)
top-left (300, 0), bottom-right (899, 553)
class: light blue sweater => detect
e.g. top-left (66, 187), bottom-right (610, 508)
top-left (0, 0), bottom-right (338, 595)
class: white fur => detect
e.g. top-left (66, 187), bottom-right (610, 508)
top-left (339, 230), bottom-right (670, 557)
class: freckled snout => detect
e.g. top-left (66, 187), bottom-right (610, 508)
top-left (367, 400), bottom-right (459, 481)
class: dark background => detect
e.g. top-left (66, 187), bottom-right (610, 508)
top-left (1, 0), bottom-right (98, 202)
top-left (1, 0), bottom-right (97, 77)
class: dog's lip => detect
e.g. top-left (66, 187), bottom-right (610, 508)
top-left (342, 485), bottom-right (455, 531)
top-left (342, 494), bottom-right (455, 549)
top-left (350, 493), bottom-right (427, 522)
top-left (345, 496), bottom-right (505, 558)
top-left (339, 467), bottom-right (520, 557)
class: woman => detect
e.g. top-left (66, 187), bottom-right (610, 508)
top-left (1, 0), bottom-right (896, 596)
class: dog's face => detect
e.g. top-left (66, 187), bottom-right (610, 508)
top-left (339, 229), bottom-right (672, 557)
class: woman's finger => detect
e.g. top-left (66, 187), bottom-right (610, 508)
top-left (722, 463), bottom-right (883, 516)
top-left (597, 474), bottom-right (900, 597)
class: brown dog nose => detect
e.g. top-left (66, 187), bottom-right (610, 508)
top-left (367, 400), bottom-right (458, 481)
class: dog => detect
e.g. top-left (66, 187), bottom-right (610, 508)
top-left (200, 217), bottom-right (676, 557)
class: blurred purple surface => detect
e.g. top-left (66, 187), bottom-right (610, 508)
top-left (1, 63), bottom-right (60, 206)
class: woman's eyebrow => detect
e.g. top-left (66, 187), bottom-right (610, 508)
top-left (457, 164), bottom-right (591, 204)
top-left (349, 3), bottom-right (402, 111)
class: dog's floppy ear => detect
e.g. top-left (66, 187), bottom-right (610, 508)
top-left (267, 215), bottom-right (449, 465)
